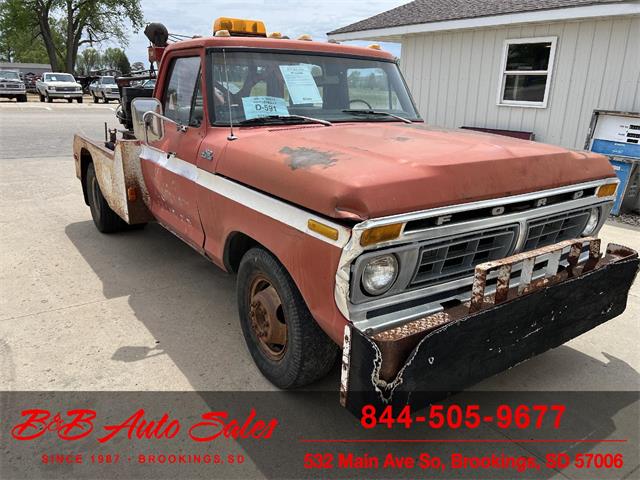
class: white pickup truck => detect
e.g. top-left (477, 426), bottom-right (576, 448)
top-left (0, 70), bottom-right (27, 102)
top-left (35, 72), bottom-right (83, 103)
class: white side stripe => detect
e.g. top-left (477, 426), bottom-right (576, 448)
top-left (140, 145), bottom-right (350, 247)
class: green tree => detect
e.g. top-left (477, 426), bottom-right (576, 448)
top-left (76, 47), bottom-right (101, 75)
top-left (0, 0), bottom-right (143, 73)
top-left (0, 0), bottom-right (60, 64)
top-left (102, 47), bottom-right (130, 75)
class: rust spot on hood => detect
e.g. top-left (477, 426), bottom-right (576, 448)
top-left (280, 146), bottom-right (338, 170)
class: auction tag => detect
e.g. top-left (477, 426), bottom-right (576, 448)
top-left (242, 96), bottom-right (289, 119)
top-left (279, 65), bottom-right (322, 105)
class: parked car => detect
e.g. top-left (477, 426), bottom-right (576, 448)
top-left (35, 72), bottom-right (83, 103)
top-left (23, 73), bottom-right (39, 93)
top-left (89, 76), bottom-right (120, 103)
top-left (0, 70), bottom-right (27, 102)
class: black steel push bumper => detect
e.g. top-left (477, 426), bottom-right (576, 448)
top-left (340, 238), bottom-right (639, 413)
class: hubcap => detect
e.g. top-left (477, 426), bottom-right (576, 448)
top-left (249, 276), bottom-right (287, 360)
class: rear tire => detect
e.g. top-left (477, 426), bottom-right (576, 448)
top-left (102, 93), bottom-right (109, 104)
top-left (86, 163), bottom-right (127, 233)
top-left (237, 247), bottom-right (338, 389)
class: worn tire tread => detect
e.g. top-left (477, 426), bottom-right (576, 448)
top-left (86, 163), bottom-right (127, 233)
top-left (237, 247), bottom-right (338, 389)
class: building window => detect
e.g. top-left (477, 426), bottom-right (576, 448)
top-left (498, 37), bottom-right (557, 108)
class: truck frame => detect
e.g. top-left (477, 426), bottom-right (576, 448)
top-left (72, 18), bottom-right (638, 412)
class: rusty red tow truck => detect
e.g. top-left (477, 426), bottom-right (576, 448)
top-left (73, 18), bottom-right (638, 411)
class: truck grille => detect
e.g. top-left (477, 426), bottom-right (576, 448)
top-left (57, 86), bottom-right (76, 92)
top-left (410, 226), bottom-right (517, 287)
top-left (523, 209), bottom-right (591, 250)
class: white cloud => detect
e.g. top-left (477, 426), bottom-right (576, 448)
top-left (122, 0), bottom-right (408, 66)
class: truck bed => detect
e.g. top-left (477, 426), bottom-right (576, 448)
top-left (73, 135), bottom-right (154, 225)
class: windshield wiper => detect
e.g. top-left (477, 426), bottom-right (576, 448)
top-left (238, 115), bottom-right (332, 127)
top-left (341, 109), bottom-right (412, 124)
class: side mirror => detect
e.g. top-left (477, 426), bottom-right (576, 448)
top-left (131, 97), bottom-right (164, 142)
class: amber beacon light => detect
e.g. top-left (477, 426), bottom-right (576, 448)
top-left (213, 17), bottom-right (267, 37)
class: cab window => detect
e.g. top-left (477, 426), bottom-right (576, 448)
top-left (163, 56), bottom-right (203, 127)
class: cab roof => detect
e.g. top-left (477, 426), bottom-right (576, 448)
top-left (162, 35), bottom-right (396, 61)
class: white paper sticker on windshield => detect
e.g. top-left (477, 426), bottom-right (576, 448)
top-left (242, 96), bottom-right (289, 119)
top-left (279, 65), bottom-right (322, 105)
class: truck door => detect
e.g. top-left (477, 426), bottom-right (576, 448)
top-left (144, 54), bottom-right (206, 250)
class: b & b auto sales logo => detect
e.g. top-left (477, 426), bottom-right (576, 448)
top-left (9, 407), bottom-right (277, 466)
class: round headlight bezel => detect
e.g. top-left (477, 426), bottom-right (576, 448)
top-left (582, 207), bottom-right (600, 236)
top-left (361, 254), bottom-right (399, 296)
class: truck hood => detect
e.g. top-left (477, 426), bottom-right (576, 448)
top-left (216, 122), bottom-right (615, 221)
top-left (46, 81), bottom-right (81, 88)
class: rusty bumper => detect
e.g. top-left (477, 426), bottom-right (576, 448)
top-left (340, 239), bottom-right (639, 413)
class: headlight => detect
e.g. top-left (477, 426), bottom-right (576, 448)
top-left (361, 254), bottom-right (398, 295)
top-left (582, 208), bottom-right (600, 236)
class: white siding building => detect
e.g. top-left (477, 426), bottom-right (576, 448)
top-left (329, 0), bottom-right (640, 149)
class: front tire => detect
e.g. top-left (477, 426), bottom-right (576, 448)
top-left (45, 93), bottom-right (52, 103)
top-left (17, 94), bottom-right (27, 102)
top-left (86, 163), bottom-right (127, 233)
top-left (237, 247), bottom-right (338, 389)
top-left (77, 97), bottom-right (83, 103)
top-left (102, 93), bottom-right (109, 104)
top-left (39, 93), bottom-right (44, 102)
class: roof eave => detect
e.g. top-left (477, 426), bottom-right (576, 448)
top-left (328, 2), bottom-right (640, 41)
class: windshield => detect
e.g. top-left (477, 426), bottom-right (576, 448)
top-left (45, 73), bottom-right (75, 82)
top-left (0, 71), bottom-right (21, 81)
top-left (210, 51), bottom-right (419, 125)
top-left (102, 76), bottom-right (116, 84)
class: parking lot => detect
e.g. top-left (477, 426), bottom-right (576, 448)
top-left (1, 100), bottom-right (639, 394)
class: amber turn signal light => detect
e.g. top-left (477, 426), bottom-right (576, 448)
top-left (360, 223), bottom-right (402, 247)
top-left (596, 183), bottom-right (617, 198)
top-left (308, 219), bottom-right (339, 241)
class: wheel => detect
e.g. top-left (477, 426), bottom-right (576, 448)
top-left (17, 94), bottom-right (27, 103)
top-left (237, 247), bottom-right (338, 389)
top-left (39, 93), bottom-right (44, 102)
top-left (45, 93), bottom-right (52, 103)
top-left (85, 163), bottom-right (127, 233)
top-left (92, 93), bottom-right (98, 103)
top-left (67, 98), bottom-right (73, 103)
top-left (77, 97), bottom-right (83, 103)
top-left (102, 93), bottom-right (109, 104)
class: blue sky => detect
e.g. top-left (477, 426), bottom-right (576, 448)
top-left (120, 0), bottom-right (408, 66)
